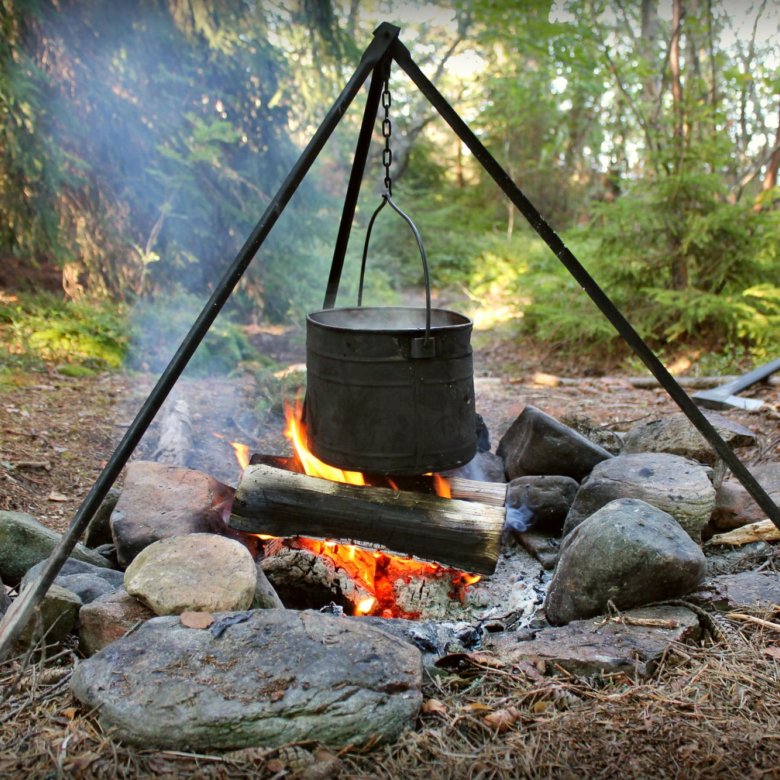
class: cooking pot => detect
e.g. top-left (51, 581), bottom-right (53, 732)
top-left (304, 194), bottom-right (476, 475)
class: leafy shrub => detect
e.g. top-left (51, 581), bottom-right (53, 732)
top-left (517, 173), bottom-right (780, 360)
top-left (0, 293), bottom-right (127, 372)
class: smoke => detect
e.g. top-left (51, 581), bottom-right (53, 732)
top-left (505, 504), bottom-right (535, 534)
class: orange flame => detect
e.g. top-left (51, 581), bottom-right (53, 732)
top-left (430, 472), bottom-right (452, 499)
top-left (244, 399), bottom-right (481, 617)
top-left (284, 399), bottom-right (365, 486)
top-left (213, 432), bottom-right (251, 472)
top-left (231, 441), bottom-right (250, 470)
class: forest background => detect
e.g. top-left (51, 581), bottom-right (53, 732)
top-left (1, 0), bottom-right (778, 381)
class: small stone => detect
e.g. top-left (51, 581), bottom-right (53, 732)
top-left (506, 475), bottom-right (579, 532)
top-left (84, 487), bottom-right (122, 548)
top-left (252, 563), bottom-right (283, 609)
top-left (19, 584), bottom-right (82, 649)
top-left (563, 452), bottom-right (715, 541)
top-left (497, 406), bottom-right (612, 482)
top-left (70, 609), bottom-right (422, 750)
top-left (623, 411), bottom-right (756, 467)
top-left (22, 558), bottom-right (123, 604)
top-left (0, 511), bottom-right (112, 586)
top-left (546, 498), bottom-right (706, 625)
top-left (489, 605), bottom-right (700, 678)
top-left (79, 588), bottom-right (155, 656)
top-left (110, 461), bottom-right (249, 569)
top-left (124, 533), bottom-right (257, 616)
top-left (710, 462), bottom-right (780, 531)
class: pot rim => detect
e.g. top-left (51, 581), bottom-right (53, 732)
top-left (308, 305), bottom-right (472, 334)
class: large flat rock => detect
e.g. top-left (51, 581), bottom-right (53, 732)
top-left (71, 609), bottom-right (422, 750)
top-left (488, 605), bottom-right (700, 677)
top-left (690, 571), bottom-right (780, 611)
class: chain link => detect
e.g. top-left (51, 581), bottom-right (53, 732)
top-left (381, 78), bottom-right (392, 195)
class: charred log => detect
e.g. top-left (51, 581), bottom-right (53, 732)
top-left (230, 464), bottom-right (505, 574)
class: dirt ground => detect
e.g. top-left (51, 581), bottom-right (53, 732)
top-left (2, 328), bottom-right (780, 778)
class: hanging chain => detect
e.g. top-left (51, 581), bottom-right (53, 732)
top-left (381, 77), bottom-right (392, 195)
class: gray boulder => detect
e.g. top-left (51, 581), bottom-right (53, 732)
top-left (0, 575), bottom-right (10, 616)
top-left (110, 461), bottom-right (250, 569)
top-left (564, 452), bottom-right (716, 541)
top-left (124, 533), bottom-right (257, 616)
top-left (0, 510), bottom-right (111, 586)
top-left (22, 558), bottom-right (123, 604)
top-left (497, 406), bottom-right (612, 482)
top-left (71, 609), bottom-right (422, 750)
top-left (546, 498), bottom-right (706, 625)
top-left (623, 411), bottom-right (756, 467)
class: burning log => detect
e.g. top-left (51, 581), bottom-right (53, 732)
top-left (230, 464), bottom-right (505, 575)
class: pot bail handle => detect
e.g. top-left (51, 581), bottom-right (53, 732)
top-left (358, 192), bottom-right (433, 354)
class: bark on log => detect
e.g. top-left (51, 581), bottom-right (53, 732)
top-left (152, 398), bottom-right (193, 466)
top-left (230, 464), bottom-right (505, 574)
top-left (245, 454), bottom-right (507, 507)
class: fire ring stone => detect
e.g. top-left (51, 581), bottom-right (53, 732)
top-left (70, 608), bottom-right (423, 750)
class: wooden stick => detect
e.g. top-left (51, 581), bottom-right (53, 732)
top-left (230, 464), bottom-right (505, 574)
top-left (726, 613), bottom-right (780, 632)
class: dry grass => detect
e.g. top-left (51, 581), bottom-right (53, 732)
top-left (3, 611), bottom-right (780, 779)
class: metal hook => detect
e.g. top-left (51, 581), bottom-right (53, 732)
top-left (358, 191), bottom-right (432, 344)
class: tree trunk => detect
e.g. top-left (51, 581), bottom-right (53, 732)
top-left (640, 0), bottom-right (660, 108)
top-left (755, 105), bottom-right (780, 211)
top-left (670, 0), bottom-right (685, 150)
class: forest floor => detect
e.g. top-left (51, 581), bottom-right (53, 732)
top-left (2, 324), bottom-right (780, 778)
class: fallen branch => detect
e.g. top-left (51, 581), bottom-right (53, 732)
top-left (726, 613), bottom-right (780, 632)
top-left (708, 520), bottom-right (780, 546)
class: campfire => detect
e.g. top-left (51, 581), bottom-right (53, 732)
top-left (226, 400), bottom-right (501, 618)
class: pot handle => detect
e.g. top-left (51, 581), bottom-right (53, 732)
top-left (358, 193), bottom-right (433, 352)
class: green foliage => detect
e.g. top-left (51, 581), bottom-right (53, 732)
top-left (514, 175), bottom-right (780, 358)
top-left (0, 293), bottom-right (128, 371)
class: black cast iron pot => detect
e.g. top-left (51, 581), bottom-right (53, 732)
top-left (304, 194), bottom-right (477, 475)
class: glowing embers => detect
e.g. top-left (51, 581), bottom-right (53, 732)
top-left (259, 536), bottom-right (481, 619)
top-left (231, 400), bottom-right (483, 618)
